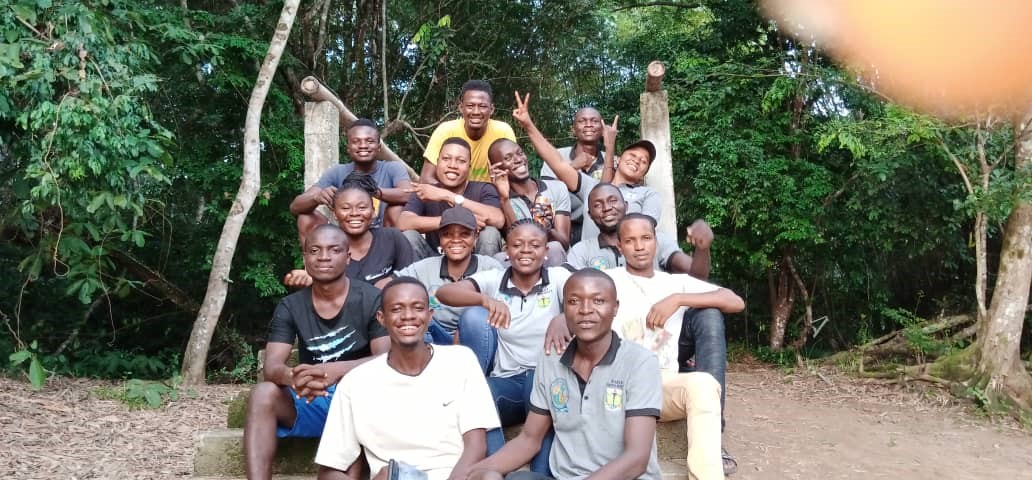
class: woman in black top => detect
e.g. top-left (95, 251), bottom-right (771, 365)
top-left (286, 174), bottom-right (415, 288)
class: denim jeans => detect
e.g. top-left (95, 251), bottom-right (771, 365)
top-left (677, 308), bottom-right (728, 415)
top-left (459, 307), bottom-right (553, 475)
top-left (424, 318), bottom-right (456, 345)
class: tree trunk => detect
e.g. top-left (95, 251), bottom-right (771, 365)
top-left (180, 0), bottom-right (300, 386)
top-left (768, 251), bottom-right (796, 350)
top-left (970, 114), bottom-right (1032, 410)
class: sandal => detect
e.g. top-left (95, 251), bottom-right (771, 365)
top-left (721, 447), bottom-right (738, 476)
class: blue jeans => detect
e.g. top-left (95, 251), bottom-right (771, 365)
top-left (678, 308), bottom-right (728, 421)
top-left (424, 318), bottom-right (456, 345)
top-left (459, 307), bottom-right (553, 475)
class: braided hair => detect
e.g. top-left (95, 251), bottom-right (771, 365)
top-left (333, 172), bottom-right (381, 204)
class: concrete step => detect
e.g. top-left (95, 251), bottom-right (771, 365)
top-left (195, 423), bottom-right (690, 477)
top-left (190, 461), bottom-right (687, 480)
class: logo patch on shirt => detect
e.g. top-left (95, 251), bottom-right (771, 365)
top-left (537, 296), bottom-right (551, 308)
top-left (428, 291), bottom-right (441, 311)
top-left (604, 380), bottom-right (625, 411)
top-left (588, 257), bottom-right (611, 271)
top-left (550, 378), bottom-right (570, 413)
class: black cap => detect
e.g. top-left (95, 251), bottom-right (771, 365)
top-left (440, 206), bottom-right (478, 231)
top-left (623, 139), bottom-right (657, 163)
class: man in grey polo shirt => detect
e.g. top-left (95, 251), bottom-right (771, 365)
top-left (468, 268), bottom-right (662, 480)
top-left (393, 206), bottom-right (504, 345)
top-left (566, 182), bottom-right (713, 279)
top-left (539, 107), bottom-right (607, 244)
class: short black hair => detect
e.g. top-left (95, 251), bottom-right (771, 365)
top-left (460, 80), bottom-right (493, 101)
top-left (567, 267), bottom-right (617, 293)
top-left (349, 118), bottom-right (379, 132)
top-left (588, 182), bottom-right (624, 201)
top-left (441, 136), bottom-right (472, 154)
top-left (487, 137), bottom-right (516, 164)
top-left (617, 213), bottom-right (657, 239)
top-left (381, 276), bottom-right (430, 306)
top-left (334, 172), bottom-right (381, 203)
top-left (304, 223), bottom-right (349, 249)
top-left (507, 217), bottom-right (548, 239)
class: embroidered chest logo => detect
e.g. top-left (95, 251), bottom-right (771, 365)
top-left (537, 295), bottom-right (552, 308)
top-left (428, 290), bottom-right (441, 311)
top-left (550, 378), bottom-right (570, 413)
top-left (604, 380), bottom-right (625, 411)
top-left (588, 257), bottom-right (611, 271)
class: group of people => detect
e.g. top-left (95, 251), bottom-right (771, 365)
top-left (242, 80), bottom-right (745, 480)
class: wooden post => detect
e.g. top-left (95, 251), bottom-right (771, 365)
top-left (303, 101), bottom-right (340, 190)
top-left (641, 60), bottom-right (678, 239)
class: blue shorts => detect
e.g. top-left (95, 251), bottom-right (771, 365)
top-left (276, 384), bottom-right (336, 438)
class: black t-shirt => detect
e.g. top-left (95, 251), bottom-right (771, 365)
top-left (402, 181), bottom-right (501, 249)
top-left (346, 227), bottom-right (415, 285)
top-left (267, 280), bottom-right (386, 365)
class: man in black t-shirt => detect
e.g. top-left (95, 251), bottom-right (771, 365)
top-left (398, 137), bottom-right (505, 260)
top-left (244, 224), bottom-right (389, 480)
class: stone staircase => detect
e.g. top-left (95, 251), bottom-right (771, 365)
top-left (192, 391), bottom-right (692, 478)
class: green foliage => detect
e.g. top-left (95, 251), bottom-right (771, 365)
top-left (8, 340), bottom-right (47, 389)
top-left (881, 308), bottom-right (948, 357)
top-left (92, 375), bottom-right (193, 409)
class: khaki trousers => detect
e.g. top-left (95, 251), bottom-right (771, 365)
top-left (659, 371), bottom-right (723, 480)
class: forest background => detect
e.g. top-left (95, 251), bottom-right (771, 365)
top-left (1, 1), bottom-right (1029, 413)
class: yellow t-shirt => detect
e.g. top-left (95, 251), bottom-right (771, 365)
top-left (423, 118), bottom-right (517, 182)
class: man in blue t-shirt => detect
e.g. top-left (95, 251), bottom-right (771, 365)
top-left (290, 118), bottom-right (412, 232)
top-left (243, 224), bottom-right (389, 480)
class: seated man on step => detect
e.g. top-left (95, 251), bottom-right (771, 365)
top-left (315, 277), bottom-right (500, 480)
top-left (244, 224), bottom-right (389, 480)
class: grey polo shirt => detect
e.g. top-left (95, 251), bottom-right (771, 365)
top-left (506, 178), bottom-right (572, 222)
top-left (565, 232), bottom-right (681, 272)
top-left (394, 254), bottom-right (504, 333)
top-left (575, 172), bottom-right (662, 241)
top-left (466, 266), bottom-right (571, 378)
top-left (529, 333), bottom-right (663, 480)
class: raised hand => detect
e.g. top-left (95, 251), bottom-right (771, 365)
top-left (316, 186), bottom-right (338, 206)
top-left (490, 163), bottom-right (510, 199)
top-left (283, 269), bottom-right (314, 288)
top-left (685, 219), bottom-right (714, 250)
top-left (404, 183), bottom-right (451, 203)
top-left (511, 91), bottom-right (533, 127)
top-left (571, 149), bottom-right (594, 171)
top-left (602, 115), bottom-right (619, 149)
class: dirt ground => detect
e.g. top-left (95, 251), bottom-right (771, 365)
top-left (1, 364), bottom-right (1029, 480)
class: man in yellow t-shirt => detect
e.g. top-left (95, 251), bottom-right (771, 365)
top-left (420, 80), bottom-right (517, 183)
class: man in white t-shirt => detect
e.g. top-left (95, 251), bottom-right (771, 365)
top-left (315, 277), bottom-right (500, 480)
top-left (606, 213), bottom-right (744, 480)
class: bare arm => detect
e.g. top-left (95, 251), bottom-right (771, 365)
top-left (550, 213), bottom-right (571, 249)
top-left (469, 411), bottom-right (552, 476)
top-left (600, 116), bottom-right (618, 184)
top-left (448, 429), bottom-right (488, 480)
top-left (379, 179), bottom-right (413, 205)
top-left (436, 280), bottom-right (511, 328)
top-left (584, 416), bottom-right (656, 480)
top-left (665, 250), bottom-right (712, 280)
top-left (396, 211), bottom-right (443, 233)
top-left (292, 337), bottom-right (390, 400)
top-left (645, 288), bottom-right (744, 330)
top-left (317, 457), bottom-right (365, 480)
top-left (461, 199), bottom-right (505, 229)
top-left (261, 342), bottom-right (297, 386)
top-left (290, 185), bottom-right (336, 216)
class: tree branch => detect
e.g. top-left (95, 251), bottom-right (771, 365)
top-left (613, 1), bottom-right (703, 12)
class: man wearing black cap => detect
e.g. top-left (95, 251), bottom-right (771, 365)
top-left (510, 92), bottom-right (664, 241)
top-left (393, 206), bottom-right (504, 347)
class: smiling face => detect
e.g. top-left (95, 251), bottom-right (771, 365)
top-left (489, 139), bottom-right (530, 181)
top-left (563, 274), bottom-right (618, 343)
top-left (439, 224), bottom-right (477, 263)
top-left (332, 188), bottom-right (375, 236)
top-left (436, 142), bottom-right (472, 189)
top-left (347, 125), bottom-right (381, 165)
top-left (587, 185), bottom-right (628, 234)
top-left (617, 216), bottom-right (657, 275)
top-left (505, 223), bottom-right (548, 276)
top-left (572, 108), bottom-right (602, 143)
top-left (303, 226), bottom-right (350, 282)
top-left (616, 146), bottom-right (652, 183)
top-left (378, 282), bottom-right (432, 348)
top-left (459, 90), bottom-right (494, 133)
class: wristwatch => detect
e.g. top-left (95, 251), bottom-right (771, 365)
top-left (454, 194), bottom-right (466, 206)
